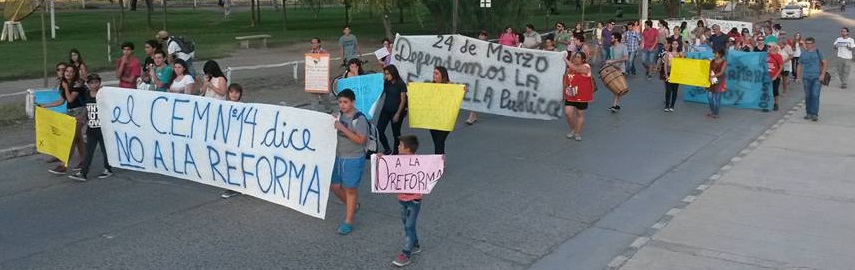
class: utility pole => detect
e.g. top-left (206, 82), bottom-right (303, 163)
top-left (452, 0), bottom-right (459, 34)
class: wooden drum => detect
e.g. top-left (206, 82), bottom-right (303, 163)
top-left (599, 64), bottom-right (628, 96)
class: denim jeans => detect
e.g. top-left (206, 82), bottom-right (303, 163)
top-left (708, 91), bottom-right (723, 115)
top-left (803, 77), bottom-right (821, 116)
top-left (400, 200), bottom-right (421, 256)
top-left (627, 50), bottom-right (638, 75)
top-left (601, 46), bottom-right (611, 63)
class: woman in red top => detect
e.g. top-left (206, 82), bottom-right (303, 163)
top-left (563, 52), bottom-right (594, 141)
top-left (767, 44), bottom-right (784, 111)
top-left (707, 48), bottom-right (728, 119)
top-left (498, 27), bottom-right (519, 47)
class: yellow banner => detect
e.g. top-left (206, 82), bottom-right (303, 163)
top-left (668, 58), bottom-right (711, 88)
top-left (407, 83), bottom-right (465, 132)
top-left (35, 107), bottom-right (77, 166)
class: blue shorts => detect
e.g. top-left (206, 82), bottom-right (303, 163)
top-left (331, 156), bottom-right (365, 189)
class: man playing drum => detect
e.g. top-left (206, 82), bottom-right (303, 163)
top-left (605, 32), bottom-right (629, 113)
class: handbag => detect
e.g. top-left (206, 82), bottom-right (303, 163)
top-left (821, 72), bottom-right (831, 86)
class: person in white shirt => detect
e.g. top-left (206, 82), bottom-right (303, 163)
top-left (168, 59), bottom-right (195, 94)
top-left (522, 24), bottom-right (542, 49)
top-left (833, 27), bottom-right (854, 88)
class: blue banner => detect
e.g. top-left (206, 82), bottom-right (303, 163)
top-left (683, 50), bottom-right (772, 110)
top-left (33, 89), bottom-right (67, 114)
top-left (335, 73), bottom-right (384, 120)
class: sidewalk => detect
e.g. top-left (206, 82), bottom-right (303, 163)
top-left (613, 81), bottom-right (855, 269)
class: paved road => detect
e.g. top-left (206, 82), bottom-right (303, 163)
top-left (0, 11), bottom-right (846, 270)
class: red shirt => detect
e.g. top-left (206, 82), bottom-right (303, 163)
top-left (564, 66), bottom-right (594, 103)
top-left (398, 193), bottom-right (422, 202)
top-left (767, 53), bottom-right (783, 79)
top-left (642, 28), bottom-right (658, 50)
top-left (115, 57), bottom-right (141, 89)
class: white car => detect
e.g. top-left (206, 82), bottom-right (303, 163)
top-left (781, 5), bottom-right (804, 19)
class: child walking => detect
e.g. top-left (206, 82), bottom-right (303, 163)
top-left (392, 135), bottom-right (423, 267)
top-left (69, 74), bottom-right (114, 181)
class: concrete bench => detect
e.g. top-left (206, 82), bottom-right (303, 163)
top-left (235, 34), bottom-right (272, 49)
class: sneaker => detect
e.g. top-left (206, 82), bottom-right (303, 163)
top-left (566, 131), bottom-right (575, 139)
top-left (669, 108), bottom-right (675, 112)
top-left (72, 166), bottom-right (83, 172)
top-left (574, 134), bottom-right (582, 141)
top-left (48, 165), bottom-right (68, 175)
top-left (337, 223), bottom-right (353, 235)
top-left (607, 106), bottom-right (616, 113)
top-left (221, 190), bottom-right (241, 199)
top-left (411, 245), bottom-right (422, 255)
top-left (811, 116), bottom-right (818, 122)
top-left (663, 108), bottom-right (670, 112)
top-left (804, 115), bottom-right (811, 120)
top-left (842, 84), bottom-right (848, 89)
top-left (392, 254), bottom-right (412, 267)
top-left (68, 172), bottom-right (87, 182)
top-left (97, 170), bottom-right (113, 179)
top-left (614, 105), bottom-right (621, 111)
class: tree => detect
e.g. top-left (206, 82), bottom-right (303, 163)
top-left (354, 0), bottom-right (396, 40)
top-left (302, 0), bottom-right (324, 18)
top-left (664, 0), bottom-right (680, 17)
top-left (419, 0), bottom-right (529, 34)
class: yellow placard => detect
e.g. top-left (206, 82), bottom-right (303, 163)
top-left (35, 107), bottom-right (77, 166)
top-left (668, 58), bottom-right (711, 88)
top-left (407, 83), bottom-right (465, 132)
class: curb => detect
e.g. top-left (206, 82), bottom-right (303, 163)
top-left (0, 143), bottom-right (37, 162)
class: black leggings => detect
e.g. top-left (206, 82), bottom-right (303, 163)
top-left (429, 129), bottom-right (450, 155)
top-left (772, 77), bottom-right (781, 97)
top-left (376, 110), bottom-right (406, 154)
top-left (82, 128), bottom-right (112, 176)
top-left (664, 82), bottom-right (679, 108)
top-left (792, 57), bottom-right (800, 79)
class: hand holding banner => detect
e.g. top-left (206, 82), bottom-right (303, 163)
top-left (34, 107), bottom-right (77, 166)
top-left (304, 53), bottom-right (331, 93)
top-left (371, 154), bottom-right (444, 194)
top-left (407, 82), bottom-right (465, 131)
top-left (335, 73), bottom-right (384, 120)
top-left (669, 58), bottom-right (711, 87)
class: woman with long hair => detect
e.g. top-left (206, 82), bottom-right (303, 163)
top-left (707, 48), bottom-right (728, 119)
top-left (40, 65), bottom-right (87, 174)
top-left (572, 22), bottom-right (586, 41)
top-left (344, 58), bottom-right (365, 78)
top-left (377, 65), bottom-right (408, 154)
top-left (168, 59), bottom-right (195, 94)
top-left (663, 39), bottom-right (683, 112)
top-left (792, 32), bottom-right (803, 83)
top-left (200, 60), bottom-right (228, 100)
top-left (430, 66), bottom-right (452, 154)
top-left (69, 49), bottom-right (89, 79)
top-left (563, 52), bottom-right (594, 141)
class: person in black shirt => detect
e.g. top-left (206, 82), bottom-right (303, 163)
top-left (377, 65), bottom-right (408, 154)
top-left (69, 74), bottom-right (114, 182)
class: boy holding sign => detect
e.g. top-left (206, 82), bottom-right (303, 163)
top-left (391, 135), bottom-right (423, 267)
top-left (332, 89), bottom-right (369, 235)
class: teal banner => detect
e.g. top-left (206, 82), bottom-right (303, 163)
top-left (683, 50), bottom-right (772, 110)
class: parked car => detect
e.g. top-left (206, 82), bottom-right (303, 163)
top-left (781, 4), bottom-right (805, 18)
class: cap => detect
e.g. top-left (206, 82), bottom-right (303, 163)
top-left (87, 73), bottom-right (101, 82)
top-left (156, 30), bottom-right (169, 40)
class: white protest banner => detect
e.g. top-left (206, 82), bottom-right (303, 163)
top-left (305, 53), bottom-right (331, 93)
top-left (97, 87), bottom-right (337, 219)
top-left (391, 34), bottom-right (565, 120)
top-left (370, 154), bottom-right (444, 194)
top-left (653, 19), bottom-right (753, 35)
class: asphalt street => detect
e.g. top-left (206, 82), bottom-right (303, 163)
top-left (0, 9), bottom-right (849, 270)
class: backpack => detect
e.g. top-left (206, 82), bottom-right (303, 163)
top-left (346, 112), bottom-right (379, 159)
top-left (169, 36), bottom-right (196, 55)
